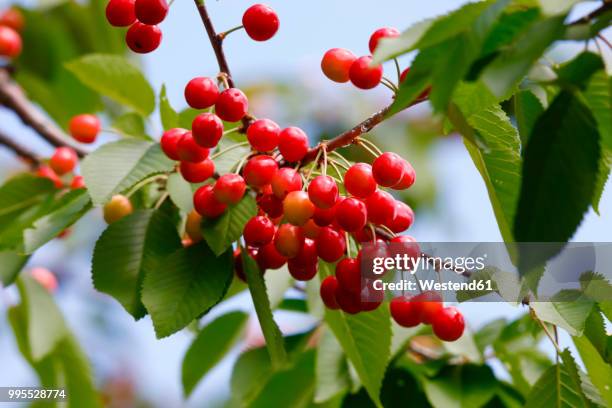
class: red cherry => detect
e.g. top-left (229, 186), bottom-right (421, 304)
top-left (0, 8), bottom-right (24, 32)
top-left (368, 27), bottom-right (400, 53)
top-left (390, 296), bottom-right (420, 327)
top-left (412, 291), bottom-right (443, 325)
top-left (392, 161), bottom-right (416, 190)
top-left (184, 77), bottom-right (219, 109)
top-left (247, 119), bottom-right (280, 152)
top-left (316, 227), bottom-right (346, 262)
top-left (349, 56), bottom-right (383, 90)
top-left (70, 175), bottom-right (86, 190)
top-left (177, 132), bottom-right (209, 163)
top-left (313, 205), bottom-right (336, 227)
top-left (389, 201), bottom-right (414, 233)
top-left (126, 22), bottom-right (162, 54)
top-left (292, 238), bottom-right (318, 266)
top-left (336, 286), bottom-right (361, 314)
top-left (179, 159), bottom-right (214, 183)
top-left (432, 306), bottom-right (465, 342)
top-left (0, 26), bottom-right (21, 58)
top-left (256, 242), bottom-right (287, 270)
top-left (283, 190), bottom-right (315, 226)
top-left (243, 216), bottom-right (275, 247)
top-left (335, 257), bottom-right (360, 294)
top-left (360, 283), bottom-right (384, 311)
top-left (321, 48), bottom-right (357, 83)
top-left (193, 184), bottom-right (227, 218)
top-left (37, 166), bottom-right (63, 188)
top-left (49, 147), bottom-right (78, 175)
top-left (274, 224), bottom-right (305, 258)
top-left (234, 248), bottom-right (248, 282)
top-left (192, 113), bottom-right (223, 148)
top-left (344, 163), bottom-right (376, 198)
top-left (69, 114), bottom-right (100, 144)
top-left (278, 127), bottom-right (309, 162)
top-left (242, 4), bottom-right (279, 41)
top-left (308, 175), bottom-right (338, 209)
top-left (160, 128), bottom-right (187, 160)
top-left (288, 260), bottom-right (317, 281)
top-left (303, 219), bottom-right (321, 239)
top-left (335, 197), bottom-right (367, 233)
top-left (389, 235), bottom-right (420, 261)
top-left (106, 0), bottom-right (136, 27)
top-left (214, 174), bottom-right (246, 204)
top-left (271, 167), bottom-right (302, 199)
top-left (215, 88), bottom-right (248, 122)
top-left (243, 155), bottom-right (278, 187)
top-left (320, 276), bottom-right (340, 309)
top-left (257, 192), bottom-right (283, 218)
top-left (135, 0), bottom-right (168, 25)
top-left (365, 190), bottom-right (396, 225)
top-left (372, 152), bottom-right (405, 187)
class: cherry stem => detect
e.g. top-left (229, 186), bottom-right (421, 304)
top-left (232, 152), bottom-right (252, 174)
top-left (380, 78), bottom-right (398, 93)
top-left (303, 148), bottom-right (323, 186)
top-left (154, 192), bottom-right (169, 209)
top-left (322, 145), bottom-right (328, 177)
top-left (531, 308), bottom-right (562, 354)
top-left (393, 58), bottom-right (401, 83)
top-left (356, 138), bottom-right (380, 158)
top-left (329, 150), bottom-right (351, 168)
top-left (358, 137), bottom-right (383, 155)
top-left (345, 232), bottom-right (352, 258)
top-left (597, 34), bottom-right (612, 50)
top-left (126, 174), bottom-right (168, 198)
top-left (223, 126), bottom-right (241, 135)
top-left (210, 140), bottom-right (249, 160)
top-left (327, 160), bottom-right (345, 182)
top-left (218, 25), bottom-right (244, 40)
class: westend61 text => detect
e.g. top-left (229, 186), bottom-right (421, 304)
top-left (372, 279), bottom-right (494, 292)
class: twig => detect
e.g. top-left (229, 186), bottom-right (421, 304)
top-left (0, 128), bottom-right (41, 168)
top-left (568, 1), bottom-right (612, 26)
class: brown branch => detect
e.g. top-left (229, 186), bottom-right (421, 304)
top-left (569, 1), bottom-right (612, 25)
top-left (0, 128), bottom-right (41, 168)
top-left (0, 67), bottom-right (87, 157)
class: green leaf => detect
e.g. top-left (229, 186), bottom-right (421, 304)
top-left (0, 174), bottom-right (55, 218)
top-left (582, 70), bottom-right (612, 151)
top-left (560, 349), bottom-right (604, 407)
top-left (315, 328), bottom-right (350, 403)
top-left (423, 364), bottom-right (498, 408)
top-left (213, 138), bottom-right (251, 175)
top-left (81, 139), bottom-right (174, 205)
top-left (141, 241), bottom-right (233, 338)
top-left (573, 334), bottom-right (612, 406)
top-left (167, 172), bottom-right (195, 214)
top-left (514, 90), bottom-right (544, 148)
top-left (202, 195), bottom-right (257, 256)
top-left (92, 209), bottom-right (182, 319)
top-left (530, 299), bottom-right (594, 336)
top-left (178, 108), bottom-right (200, 129)
top-left (537, 0), bottom-right (581, 16)
top-left (524, 362), bottom-right (594, 408)
top-left (182, 311), bottom-right (248, 396)
top-left (556, 52), bottom-right (605, 90)
top-left (0, 250), bottom-right (29, 286)
top-left (160, 84), bottom-right (179, 130)
top-left (65, 54), bottom-right (155, 116)
top-left (514, 91), bottom-right (601, 244)
top-left (112, 112), bottom-right (150, 140)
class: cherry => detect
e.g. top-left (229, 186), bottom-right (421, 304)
top-left (243, 215), bottom-right (275, 247)
top-left (179, 159), bottom-right (214, 183)
top-left (247, 118), bottom-right (280, 152)
top-left (215, 88), bottom-right (248, 122)
top-left (412, 291), bottom-right (443, 325)
top-left (30, 267), bottom-right (58, 293)
top-left (316, 227), bottom-right (346, 262)
top-left (70, 175), bottom-right (86, 190)
top-left (257, 191), bottom-right (284, 218)
top-left (278, 127), bottom-right (309, 162)
top-left (135, 0), bottom-right (168, 24)
top-left (234, 248), bottom-right (247, 281)
top-left (432, 306), bottom-right (465, 342)
top-left (365, 190), bottom-right (396, 225)
top-left (256, 242), bottom-right (287, 270)
top-left (0, 8), bottom-right (25, 31)
top-left (193, 184), bottom-right (227, 218)
top-left (313, 205), bottom-right (336, 226)
top-left (392, 161), bottom-right (416, 190)
top-left (37, 166), bottom-right (63, 188)
top-left (303, 219), bottom-right (321, 239)
top-left (49, 147), bottom-right (78, 175)
top-left (160, 128), bottom-right (187, 160)
top-left (103, 194), bottom-right (133, 224)
top-left (185, 210), bottom-right (203, 243)
top-left (176, 132), bottom-right (210, 163)
top-left (242, 4), bottom-right (279, 41)
top-left (335, 286), bottom-right (361, 314)
top-left (106, 0), bottom-right (136, 27)
top-left (372, 152), bottom-right (405, 187)
top-left (0, 26), bottom-right (21, 58)
top-left (321, 48), bottom-right (357, 83)
top-left (292, 238), bottom-right (318, 265)
top-left (191, 113), bottom-right (223, 148)
top-left (243, 155), bottom-right (278, 187)
top-left (335, 257), bottom-right (360, 294)
top-left (288, 260), bottom-right (317, 281)
top-left (390, 296), bottom-right (420, 327)
top-left (344, 163), bottom-right (376, 198)
top-left (283, 190), bottom-right (315, 226)
top-left (214, 174), bottom-right (246, 204)
top-left (334, 197), bottom-right (367, 233)
top-left (320, 276), bottom-right (340, 309)
top-left (368, 27), bottom-right (400, 53)
top-left (349, 56), bottom-right (383, 90)
top-left (271, 167), bottom-right (302, 198)
top-left (126, 22), bottom-right (162, 54)
top-left (69, 114), bottom-right (100, 144)
top-left (308, 175), bottom-right (338, 209)
top-left (389, 235), bottom-right (420, 262)
top-left (360, 283), bottom-right (384, 311)
top-left (184, 77), bottom-right (219, 109)
top-left (388, 201), bottom-right (414, 233)
top-left (273, 224), bottom-right (304, 258)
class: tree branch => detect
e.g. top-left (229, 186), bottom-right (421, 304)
top-left (569, 0), bottom-right (612, 25)
top-left (0, 128), bottom-right (41, 168)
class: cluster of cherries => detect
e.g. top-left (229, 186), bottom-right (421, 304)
top-left (105, 0), bottom-right (168, 54)
top-left (0, 8), bottom-right (23, 58)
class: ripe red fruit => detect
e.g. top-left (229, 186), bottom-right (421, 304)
top-left (303, 219), bottom-right (321, 239)
top-left (344, 163), bottom-right (376, 198)
top-left (288, 260), bottom-right (317, 281)
top-left (135, 0), bottom-right (168, 25)
top-left (412, 291), bottom-right (443, 325)
top-left (283, 190), bottom-right (315, 226)
top-left (274, 224), bottom-right (305, 258)
top-left (335, 286), bottom-right (361, 314)
top-left (278, 127), bottom-right (309, 162)
top-left (313, 204), bottom-right (336, 227)
top-left (160, 128), bottom-right (187, 160)
top-left (320, 276), bottom-right (340, 309)
top-left (243, 155), bottom-right (278, 187)
top-left (213, 173), bottom-right (246, 204)
top-left (247, 118), bottom-right (280, 152)
top-left (372, 152), bottom-right (405, 187)
top-left (37, 166), bottom-right (63, 188)
top-left (389, 235), bottom-right (420, 261)
top-left (179, 159), bottom-right (214, 183)
top-left (106, 0), bottom-right (136, 27)
top-left (292, 238), bottom-right (318, 266)
top-left (104, 195), bottom-right (133, 224)
top-left (176, 132), bottom-right (210, 163)
top-left (335, 197), bottom-right (367, 232)
top-left (316, 227), bottom-right (346, 262)
top-left (256, 242), bottom-right (287, 270)
top-left (365, 190), bottom-right (396, 225)
top-left (388, 201), bottom-right (414, 233)
top-left (308, 176), bottom-right (338, 209)
top-left (70, 175), bottom-right (86, 190)
top-left (349, 56), bottom-right (383, 90)
top-left (257, 192), bottom-right (283, 218)
top-left (321, 48), bottom-right (357, 83)
top-left (184, 77), bottom-right (219, 109)
top-left (0, 8), bottom-right (25, 31)
top-left (368, 27), bottom-right (400, 53)
top-left (69, 114), bottom-right (100, 144)
top-left (0, 26), bottom-right (21, 58)
top-left (432, 306), bottom-right (465, 342)
top-left (192, 113), bottom-right (224, 148)
top-left (193, 184), bottom-right (227, 218)
top-left (49, 147), bottom-right (78, 175)
top-left (360, 284), bottom-right (384, 311)
top-left (392, 161), bottom-right (416, 190)
top-left (243, 216), bottom-right (275, 247)
top-left (390, 296), bottom-right (420, 327)
top-left (335, 257), bottom-right (360, 294)
top-left (242, 4), bottom-right (279, 41)
top-left (271, 167), bottom-right (302, 198)
top-left (126, 22), bottom-right (162, 54)
top-left (215, 88), bottom-right (248, 122)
